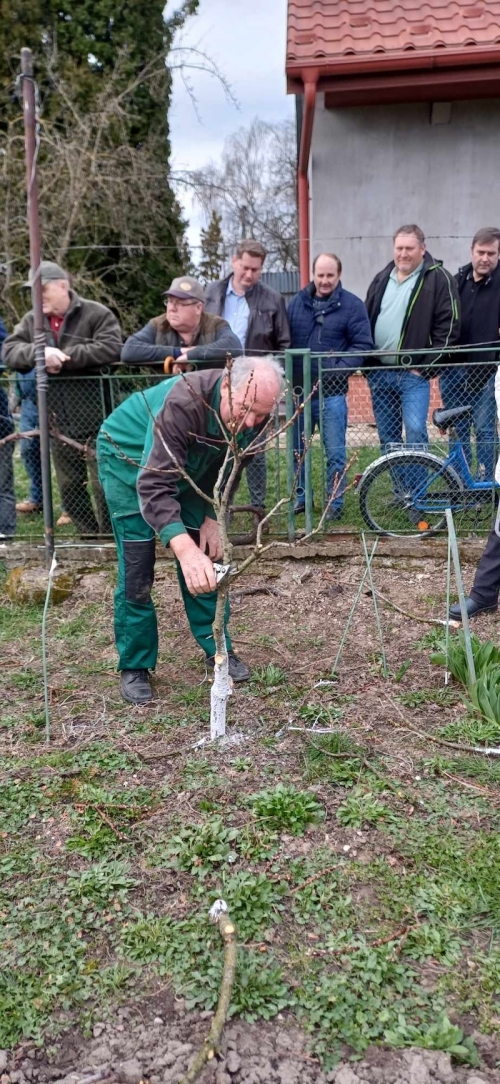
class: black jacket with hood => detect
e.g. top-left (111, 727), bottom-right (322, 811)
top-left (364, 251), bottom-right (460, 377)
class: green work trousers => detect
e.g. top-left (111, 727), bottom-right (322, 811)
top-left (98, 460), bottom-right (231, 671)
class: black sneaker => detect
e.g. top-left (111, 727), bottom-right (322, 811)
top-left (206, 651), bottom-right (250, 682)
top-left (119, 669), bottom-right (153, 704)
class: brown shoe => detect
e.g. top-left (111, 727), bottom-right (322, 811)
top-left (56, 512), bottom-right (72, 527)
top-left (16, 500), bottom-right (42, 514)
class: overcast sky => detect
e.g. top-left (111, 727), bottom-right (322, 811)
top-left (165, 0), bottom-right (294, 255)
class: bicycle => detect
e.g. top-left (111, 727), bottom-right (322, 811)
top-left (357, 405), bottom-right (499, 536)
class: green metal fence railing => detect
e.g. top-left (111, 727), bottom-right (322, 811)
top-left (2, 346), bottom-right (499, 545)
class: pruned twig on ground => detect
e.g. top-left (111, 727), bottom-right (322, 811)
top-left (386, 695), bottom-right (500, 756)
top-left (306, 924), bottom-right (413, 957)
top-left (178, 900), bottom-right (237, 1084)
top-left (366, 588), bottom-right (449, 627)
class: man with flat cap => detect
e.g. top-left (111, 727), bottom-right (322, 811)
top-left (4, 260), bottom-right (122, 535)
top-left (121, 275), bottom-right (242, 370)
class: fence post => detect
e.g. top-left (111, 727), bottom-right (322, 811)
top-left (21, 48), bottom-right (54, 566)
top-left (318, 357), bottom-right (326, 509)
top-left (284, 350), bottom-right (295, 542)
top-left (302, 350), bottom-right (313, 535)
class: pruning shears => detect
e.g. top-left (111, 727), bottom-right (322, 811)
top-left (213, 562), bottom-right (237, 585)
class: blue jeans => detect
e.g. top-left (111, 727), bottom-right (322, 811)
top-left (439, 368), bottom-right (496, 481)
top-left (19, 395), bottom-right (43, 505)
top-left (0, 388), bottom-right (16, 537)
top-left (293, 394), bottom-right (347, 510)
top-left (368, 368), bottom-right (430, 452)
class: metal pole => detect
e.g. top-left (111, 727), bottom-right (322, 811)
top-left (444, 526), bottom-right (452, 685)
top-left (284, 350), bottom-right (296, 543)
top-left (21, 48), bottom-right (54, 566)
top-left (332, 537), bottom-right (379, 675)
top-left (361, 531), bottom-right (388, 678)
top-left (445, 508), bottom-right (476, 685)
top-left (303, 350), bottom-right (313, 535)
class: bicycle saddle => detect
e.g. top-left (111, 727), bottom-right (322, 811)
top-left (432, 405), bottom-right (472, 430)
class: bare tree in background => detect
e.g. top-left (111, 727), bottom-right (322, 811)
top-left (184, 118), bottom-right (298, 272)
top-left (0, 44), bottom-right (233, 331)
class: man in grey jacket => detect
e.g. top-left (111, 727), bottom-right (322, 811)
top-left (4, 261), bottom-right (122, 535)
top-left (204, 241), bottom-right (290, 511)
top-left (121, 276), bottom-right (241, 370)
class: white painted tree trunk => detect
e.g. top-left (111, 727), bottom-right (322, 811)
top-left (210, 586), bottom-right (232, 740)
top-left (210, 635), bottom-right (232, 740)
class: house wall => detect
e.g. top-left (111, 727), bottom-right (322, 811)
top-left (309, 94), bottom-right (500, 299)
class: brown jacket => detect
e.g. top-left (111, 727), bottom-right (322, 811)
top-left (120, 311), bottom-right (241, 366)
top-left (3, 291), bottom-right (122, 373)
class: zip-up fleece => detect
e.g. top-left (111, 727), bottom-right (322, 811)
top-left (97, 369), bottom-right (260, 548)
top-left (364, 251), bottom-right (460, 376)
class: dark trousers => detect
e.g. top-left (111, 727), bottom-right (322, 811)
top-left (471, 526), bottom-right (500, 606)
top-left (20, 396), bottom-right (43, 506)
top-left (48, 378), bottom-right (110, 536)
top-left (51, 439), bottom-right (110, 536)
top-left (245, 452), bottom-right (266, 509)
top-left (0, 388), bottom-right (16, 537)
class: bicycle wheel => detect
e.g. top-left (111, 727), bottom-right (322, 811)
top-left (358, 451), bottom-right (463, 536)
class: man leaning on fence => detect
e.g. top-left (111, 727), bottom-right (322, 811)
top-left (121, 275), bottom-right (241, 371)
top-left (439, 227), bottom-right (500, 482)
top-left (3, 261), bottom-right (122, 536)
top-left (365, 225), bottom-right (460, 453)
top-left (204, 240), bottom-right (291, 514)
top-left (288, 253), bottom-right (373, 520)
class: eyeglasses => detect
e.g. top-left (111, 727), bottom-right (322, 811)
top-left (166, 297), bottom-right (199, 308)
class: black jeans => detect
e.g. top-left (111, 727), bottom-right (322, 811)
top-left (0, 387), bottom-right (16, 537)
top-left (471, 526), bottom-right (500, 605)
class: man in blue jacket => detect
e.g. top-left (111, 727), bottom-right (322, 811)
top-left (288, 253), bottom-right (373, 519)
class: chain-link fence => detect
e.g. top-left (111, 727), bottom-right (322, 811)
top-left (286, 347), bottom-right (499, 539)
top-left (1, 348), bottom-right (499, 543)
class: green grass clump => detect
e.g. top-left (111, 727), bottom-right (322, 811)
top-left (248, 783), bottom-right (324, 835)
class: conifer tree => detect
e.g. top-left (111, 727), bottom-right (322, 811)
top-left (198, 211), bottom-right (225, 283)
top-left (0, 0), bottom-right (199, 326)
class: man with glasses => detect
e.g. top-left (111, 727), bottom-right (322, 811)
top-left (121, 276), bottom-right (241, 369)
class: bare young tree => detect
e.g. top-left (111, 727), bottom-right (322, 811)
top-left (183, 118), bottom-right (298, 272)
top-left (142, 364), bottom-right (351, 740)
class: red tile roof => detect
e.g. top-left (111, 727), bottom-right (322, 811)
top-left (287, 0), bottom-right (500, 65)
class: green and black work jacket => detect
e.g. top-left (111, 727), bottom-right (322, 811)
top-left (364, 251), bottom-right (460, 376)
top-left (97, 369), bottom-right (262, 548)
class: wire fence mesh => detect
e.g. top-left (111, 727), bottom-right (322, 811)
top-left (1, 348), bottom-right (499, 543)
